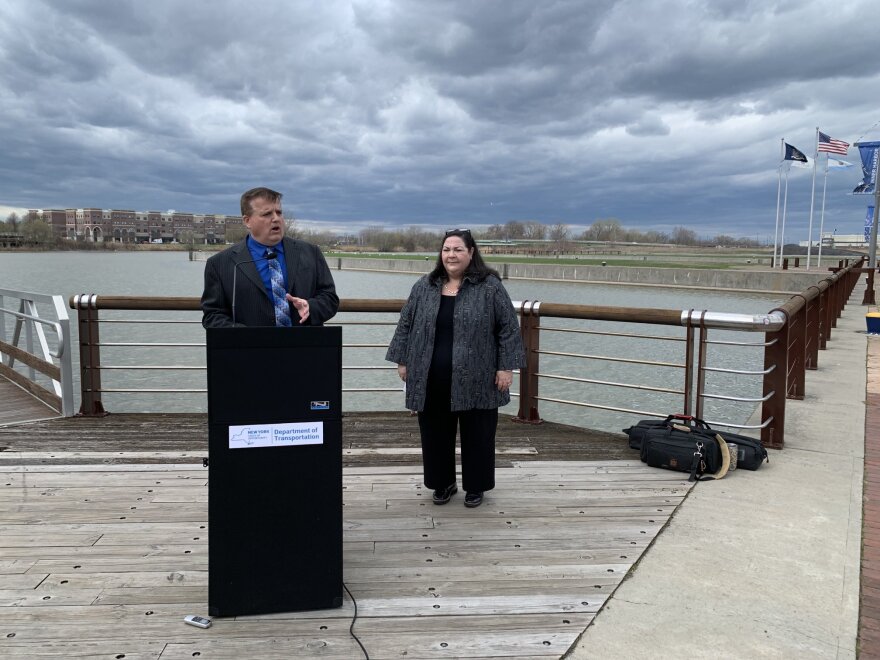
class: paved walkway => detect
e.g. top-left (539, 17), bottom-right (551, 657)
top-left (567, 286), bottom-right (870, 659)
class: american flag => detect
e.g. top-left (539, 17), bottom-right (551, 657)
top-left (818, 131), bottom-right (849, 155)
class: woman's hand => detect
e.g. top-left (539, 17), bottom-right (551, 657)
top-left (398, 365), bottom-right (407, 382)
top-left (495, 370), bottom-right (513, 391)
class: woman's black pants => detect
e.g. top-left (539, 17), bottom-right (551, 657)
top-left (417, 407), bottom-right (498, 493)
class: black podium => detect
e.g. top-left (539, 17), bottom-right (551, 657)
top-left (205, 326), bottom-right (343, 617)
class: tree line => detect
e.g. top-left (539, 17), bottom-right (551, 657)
top-left (1, 211), bottom-right (761, 251)
top-left (0, 212), bottom-right (55, 245)
top-left (328, 219), bottom-right (762, 252)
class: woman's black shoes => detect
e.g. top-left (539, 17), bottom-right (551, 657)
top-left (431, 485), bottom-right (482, 507)
top-left (432, 483), bottom-right (457, 504)
top-left (464, 491), bottom-right (483, 508)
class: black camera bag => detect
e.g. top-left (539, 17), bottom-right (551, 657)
top-left (623, 414), bottom-right (710, 452)
top-left (640, 426), bottom-right (723, 482)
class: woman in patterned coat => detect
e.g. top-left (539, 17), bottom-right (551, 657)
top-left (386, 229), bottom-right (525, 508)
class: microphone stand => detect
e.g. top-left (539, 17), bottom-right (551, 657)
top-left (232, 249), bottom-right (278, 325)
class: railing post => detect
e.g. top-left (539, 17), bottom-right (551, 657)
top-left (823, 277), bottom-right (836, 340)
top-left (515, 301), bottom-right (542, 423)
top-left (74, 295), bottom-right (106, 416)
top-left (830, 274), bottom-right (841, 328)
top-left (683, 312), bottom-right (695, 416)
top-left (762, 323), bottom-right (788, 449)
top-left (787, 304), bottom-right (805, 399)
top-left (805, 290), bottom-right (820, 370)
top-left (684, 309), bottom-right (709, 419)
top-left (818, 286), bottom-right (828, 350)
top-left (697, 321), bottom-right (709, 419)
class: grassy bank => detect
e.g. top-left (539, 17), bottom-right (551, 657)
top-left (324, 252), bottom-right (739, 269)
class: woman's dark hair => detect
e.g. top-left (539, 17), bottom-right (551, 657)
top-left (428, 229), bottom-right (500, 284)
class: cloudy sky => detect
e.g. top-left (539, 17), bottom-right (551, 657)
top-left (1, 0), bottom-right (878, 240)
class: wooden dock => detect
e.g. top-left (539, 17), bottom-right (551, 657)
top-left (0, 413), bottom-right (692, 659)
top-left (0, 379), bottom-right (60, 428)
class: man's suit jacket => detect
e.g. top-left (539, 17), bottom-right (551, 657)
top-left (200, 237), bottom-right (339, 328)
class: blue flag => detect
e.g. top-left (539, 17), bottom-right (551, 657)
top-left (853, 141), bottom-right (880, 195)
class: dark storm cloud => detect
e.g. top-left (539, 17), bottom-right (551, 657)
top-left (0, 0), bottom-right (878, 238)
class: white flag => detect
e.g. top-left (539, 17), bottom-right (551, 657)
top-left (789, 155), bottom-right (813, 169)
top-left (781, 156), bottom-right (813, 171)
top-left (827, 158), bottom-right (853, 170)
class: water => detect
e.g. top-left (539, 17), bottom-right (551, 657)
top-left (0, 251), bottom-right (785, 432)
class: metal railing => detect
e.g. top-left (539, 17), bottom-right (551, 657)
top-left (69, 257), bottom-right (866, 449)
top-left (0, 288), bottom-right (75, 416)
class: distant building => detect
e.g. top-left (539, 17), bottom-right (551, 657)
top-left (27, 207), bottom-right (240, 244)
top-left (800, 233), bottom-right (868, 248)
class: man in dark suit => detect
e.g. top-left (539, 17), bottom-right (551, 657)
top-left (201, 187), bottom-right (339, 328)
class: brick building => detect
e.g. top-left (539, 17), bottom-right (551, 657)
top-left (26, 208), bottom-right (239, 244)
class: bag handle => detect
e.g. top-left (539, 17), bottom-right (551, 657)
top-left (664, 414), bottom-right (711, 429)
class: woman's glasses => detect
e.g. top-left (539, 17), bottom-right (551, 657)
top-left (444, 228), bottom-right (471, 236)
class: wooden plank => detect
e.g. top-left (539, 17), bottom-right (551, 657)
top-left (92, 586), bottom-right (207, 605)
top-left (0, 641), bottom-right (165, 659)
top-left (0, 574), bottom-right (49, 590)
top-left (343, 563), bottom-right (632, 583)
top-left (160, 630), bottom-right (579, 659)
top-left (2, 508), bottom-right (209, 525)
top-left (31, 570), bottom-right (208, 589)
top-left (0, 533), bottom-right (102, 548)
top-left (0, 464), bottom-right (207, 473)
top-left (0, 473), bottom-right (207, 487)
top-left (337, 578), bottom-right (620, 599)
top-left (0, 587), bottom-right (103, 607)
top-left (0, 559), bottom-right (36, 574)
top-left (28, 557), bottom-right (207, 574)
top-left (0, 452), bottom-right (205, 464)
top-left (0, 541), bottom-right (373, 560)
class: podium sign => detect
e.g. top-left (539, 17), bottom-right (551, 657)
top-left (206, 326), bottom-right (343, 616)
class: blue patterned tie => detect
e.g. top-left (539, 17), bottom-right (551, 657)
top-left (267, 252), bottom-right (292, 327)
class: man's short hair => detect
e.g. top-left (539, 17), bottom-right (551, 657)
top-left (240, 187), bottom-right (283, 217)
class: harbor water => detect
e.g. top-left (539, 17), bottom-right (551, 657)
top-left (0, 251), bottom-right (786, 433)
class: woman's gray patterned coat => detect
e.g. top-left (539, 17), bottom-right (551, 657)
top-left (386, 273), bottom-right (526, 412)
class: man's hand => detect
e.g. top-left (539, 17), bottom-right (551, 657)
top-left (397, 365), bottom-right (407, 382)
top-left (285, 294), bottom-right (310, 324)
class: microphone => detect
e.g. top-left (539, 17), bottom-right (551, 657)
top-left (232, 249), bottom-right (279, 325)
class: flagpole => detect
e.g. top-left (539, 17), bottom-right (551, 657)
top-left (871, 186), bottom-right (880, 270)
top-left (773, 138), bottom-right (783, 268)
top-left (817, 155), bottom-right (830, 268)
top-left (780, 166), bottom-right (790, 267)
top-left (806, 127), bottom-right (819, 269)
top-left (773, 167), bottom-right (783, 268)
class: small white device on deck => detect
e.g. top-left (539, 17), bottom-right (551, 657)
top-left (184, 614), bottom-right (212, 628)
